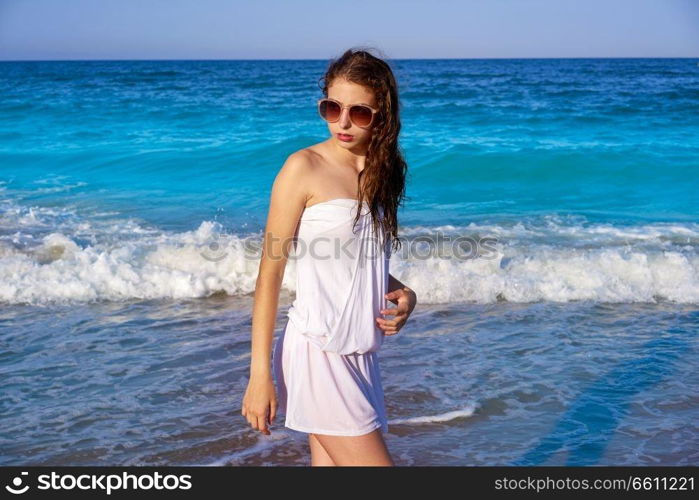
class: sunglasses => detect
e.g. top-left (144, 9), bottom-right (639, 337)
top-left (317, 98), bottom-right (379, 128)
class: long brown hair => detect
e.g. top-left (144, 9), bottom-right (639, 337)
top-left (318, 47), bottom-right (407, 254)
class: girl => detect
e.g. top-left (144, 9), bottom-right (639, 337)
top-left (242, 48), bottom-right (417, 466)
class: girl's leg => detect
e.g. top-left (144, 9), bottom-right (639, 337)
top-left (309, 433), bottom-right (337, 466)
top-left (310, 428), bottom-right (394, 466)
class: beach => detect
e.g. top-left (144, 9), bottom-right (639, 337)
top-left (1, 58), bottom-right (697, 465)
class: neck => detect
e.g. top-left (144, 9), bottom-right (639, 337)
top-left (330, 138), bottom-right (367, 172)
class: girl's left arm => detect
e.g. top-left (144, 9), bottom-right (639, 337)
top-left (376, 273), bottom-right (418, 335)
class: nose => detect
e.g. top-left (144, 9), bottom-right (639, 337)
top-left (338, 108), bottom-right (352, 129)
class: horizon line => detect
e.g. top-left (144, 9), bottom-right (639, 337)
top-left (1, 55), bottom-right (698, 63)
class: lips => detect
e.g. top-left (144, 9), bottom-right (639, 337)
top-left (337, 133), bottom-right (354, 141)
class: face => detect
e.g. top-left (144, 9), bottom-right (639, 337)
top-left (325, 77), bottom-right (378, 149)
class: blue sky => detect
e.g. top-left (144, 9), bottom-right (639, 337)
top-left (0, 0), bottom-right (697, 60)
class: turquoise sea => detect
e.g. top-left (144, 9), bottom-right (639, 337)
top-left (1, 58), bottom-right (698, 465)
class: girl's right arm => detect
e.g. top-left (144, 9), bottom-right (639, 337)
top-left (241, 152), bottom-right (310, 435)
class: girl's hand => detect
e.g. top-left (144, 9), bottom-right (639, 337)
top-left (241, 374), bottom-right (277, 435)
top-left (376, 287), bottom-right (417, 336)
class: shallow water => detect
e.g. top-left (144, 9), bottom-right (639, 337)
top-left (1, 298), bottom-right (696, 466)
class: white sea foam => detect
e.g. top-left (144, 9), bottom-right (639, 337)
top-left (388, 404), bottom-right (477, 425)
top-left (1, 200), bottom-right (698, 305)
top-left (202, 431), bottom-right (292, 466)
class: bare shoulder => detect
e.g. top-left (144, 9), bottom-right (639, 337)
top-left (274, 145), bottom-right (327, 201)
top-left (278, 147), bottom-right (321, 179)
top-left (267, 148), bottom-right (319, 218)
top-left (273, 150), bottom-right (308, 192)
top-left (288, 145), bottom-right (327, 169)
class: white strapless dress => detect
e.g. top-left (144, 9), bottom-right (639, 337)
top-left (272, 198), bottom-right (391, 436)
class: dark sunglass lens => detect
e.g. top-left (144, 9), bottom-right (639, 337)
top-left (350, 106), bottom-right (373, 127)
top-left (320, 100), bottom-right (341, 122)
